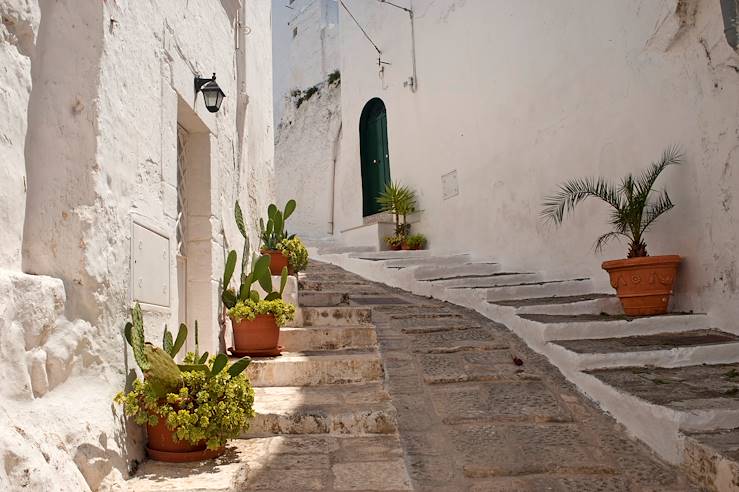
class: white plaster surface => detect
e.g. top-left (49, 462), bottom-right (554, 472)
top-left (0, 0), bottom-right (275, 490)
top-left (275, 80), bottom-right (342, 238)
top-left (313, 0), bottom-right (739, 335)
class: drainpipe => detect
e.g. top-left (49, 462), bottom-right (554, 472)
top-left (329, 121), bottom-right (342, 235)
top-left (721, 0), bottom-right (738, 49)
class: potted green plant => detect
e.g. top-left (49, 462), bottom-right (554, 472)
top-left (404, 233), bottom-right (427, 250)
top-left (115, 304), bottom-right (255, 463)
top-left (278, 236), bottom-right (309, 275)
top-left (226, 201), bottom-right (295, 356)
top-left (384, 235), bottom-right (403, 251)
top-left (541, 146), bottom-right (683, 316)
top-left (258, 200), bottom-right (297, 274)
top-left (377, 182), bottom-right (417, 243)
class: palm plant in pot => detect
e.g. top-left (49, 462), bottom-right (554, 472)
top-left (258, 199), bottom-right (297, 275)
top-left (115, 304), bottom-right (255, 463)
top-left (541, 146), bottom-right (683, 316)
top-left (377, 181), bottom-right (417, 250)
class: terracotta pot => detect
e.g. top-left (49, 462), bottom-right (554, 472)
top-left (232, 314), bottom-right (279, 352)
top-left (146, 418), bottom-right (224, 462)
top-left (262, 249), bottom-right (289, 275)
top-left (602, 255), bottom-right (681, 316)
top-left (401, 242), bottom-right (411, 250)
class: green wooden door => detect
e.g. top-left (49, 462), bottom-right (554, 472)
top-left (360, 99), bottom-right (391, 217)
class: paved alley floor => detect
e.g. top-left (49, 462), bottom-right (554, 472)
top-left (304, 261), bottom-right (697, 491)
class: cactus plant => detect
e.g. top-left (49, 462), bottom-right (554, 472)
top-left (259, 200), bottom-right (297, 250)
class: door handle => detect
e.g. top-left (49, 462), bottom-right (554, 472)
top-left (373, 159), bottom-right (378, 164)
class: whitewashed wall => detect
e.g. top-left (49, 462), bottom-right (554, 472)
top-left (272, 0), bottom-right (339, 125)
top-left (0, 0), bottom-right (274, 489)
top-left (333, 1), bottom-right (739, 330)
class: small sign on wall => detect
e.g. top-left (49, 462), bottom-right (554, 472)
top-left (131, 221), bottom-right (170, 307)
top-left (442, 170), bottom-right (459, 200)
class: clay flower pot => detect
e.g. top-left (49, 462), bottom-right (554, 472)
top-left (146, 418), bottom-right (224, 463)
top-left (262, 249), bottom-right (289, 275)
top-left (401, 242), bottom-right (411, 250)
top-left (602, 255), bottom-right (681, 316)
top-left (231, 314), bottom-right (280, 355)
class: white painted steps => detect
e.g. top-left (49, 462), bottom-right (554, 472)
top-left (308, 249), bottom-right (739, 489)
top-left (548, 329), bottom-right (739, 370)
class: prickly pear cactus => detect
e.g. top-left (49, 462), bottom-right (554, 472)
top-left (129, 303), bottom-right (150, 371)
top-left (143, 344), bottom-right (182, 391)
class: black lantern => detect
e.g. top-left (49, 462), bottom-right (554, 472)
top-left (194, 73), bottom-right (225, 113)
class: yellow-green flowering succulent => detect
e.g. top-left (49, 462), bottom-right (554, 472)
top-left (114, 352), bottom-right (255, 450)
top-left (278, 236), bottom-right (309, 273)
top-left (228, 298), bottom-right (296, 327)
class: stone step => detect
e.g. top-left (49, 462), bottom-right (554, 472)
top-left (382, 254), bottom-right (470, 269)
top-left (301, 306), bottom-right (372, 326)
top-left (298, 281), bottom-right (384, 295)
top-left (431, 272), bottom-right (540, 288)
top-left (245, 383), bottom-right (397, 436)
top-left (129, 435), bottom-right (413, 491)
top-left (682, 428), bottom-right (739, 490)
top-left (496, 293), bottom-right (623, 316)
top-left (587, 363), bottom-right (739, 434)
top-left (485, 278), bottom-right (596, 302)
top-left (244, 349), bottom-right (383, 387)
top-left (517, 312), bottom-right (710, 341)
top-left (350, 250), bottom-right (431, 261)
top-left (299, 272), bottom-right (363, 283)
top-left (299, 291), bottom-right (349, 307)
top-left (549, 329), bottom-right (739, 370)
top-left (128, 441), bottom-right (252, 491)
top-left (279, 325), bottom-right (377, 352)
top-left (414, 262), bottom-right (501, 281)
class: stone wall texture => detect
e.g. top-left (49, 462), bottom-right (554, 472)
top-left (325, 0), bottom-right (739, 333)
top-left (0, 1), bottom-right (274, 490)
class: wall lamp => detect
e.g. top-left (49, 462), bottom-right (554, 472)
top-left (194, 73), bottom-right (225, 113)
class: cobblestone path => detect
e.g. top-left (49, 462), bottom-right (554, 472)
top-left (303, 261), bottom-right (697, 491)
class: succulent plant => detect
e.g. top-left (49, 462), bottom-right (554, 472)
top-left (259, 200), bottom-right (296, 250)
top-left (122, 303), bottom-right (252, 398)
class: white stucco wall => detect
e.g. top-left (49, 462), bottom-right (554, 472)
top-left (333, 0), bottom-right (739, 330)
top-left (1, 1), bottom-right (274, 490)
top-left (272, 0), bottom-right (339, 125)
top-left (276, 79), bottom-right (342, 238)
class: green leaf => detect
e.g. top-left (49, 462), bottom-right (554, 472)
top-left (250, 290), bottom-right (260, 303)
top-left (171, 323), bottom-right (187, 358)
top-left (177, 364), bottom-right (209, 373)
top-left (235, 201), bottom-right (247, 239)
top-left (163, 327), bottom-right (174, 355)
top-left (210, 354), bottom-right (228, 376)
top-left (222, 289), bottom-right (237, 309)
top-left (258, 267), bottom-right (273, 292)
top-left (124, 322), bottom-right (133, 347)
top-left (198, 351), bottom-right (209, 364)
top-left (239, 283), bottom-right (250, 302)
top-left (223, 250), bottom-right (237, 288)
top-left (273, 211), bottom-right (284, 239)
top-left (227, 357), bottom-right (251, 377)
top-left (253, 255), bottom-right (270, 280)
top-left (283, 199), bottom-right (296, 220)
top-left (267, 203), bottom-right (278, 219)
top-left (264, 292), bottom-right (280, 301)
top-left (280, 267), bottom-right (288, 295)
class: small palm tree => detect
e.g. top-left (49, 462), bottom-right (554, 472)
top-left (377, 181), bottom-right (417, 237)
top-left (541, 146), bottom-right (683, 258)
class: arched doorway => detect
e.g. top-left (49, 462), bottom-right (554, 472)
top-left (359, 98), bottom-right (391, 217)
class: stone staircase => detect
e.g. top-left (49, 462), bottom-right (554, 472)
top-left (129, 262), bottom-right (412, 491)
top-left (311, 247), bottom-right (739, 491)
